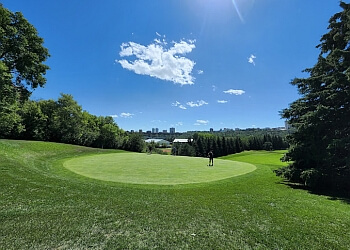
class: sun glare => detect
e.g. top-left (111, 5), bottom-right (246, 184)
top-left (231, 0), bottom-right (245, 23)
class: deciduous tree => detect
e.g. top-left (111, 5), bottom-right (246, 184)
top-left (0, 4), bottom-right (49, 100)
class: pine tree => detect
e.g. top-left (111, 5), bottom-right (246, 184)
top-left (277, 2), bottom-right (350, 192)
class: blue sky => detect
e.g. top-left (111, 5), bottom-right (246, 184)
top-left (3, 0), bottom-right (343, 132)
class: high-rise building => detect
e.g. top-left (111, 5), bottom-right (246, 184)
top-left (170, 127), bottom-right (175, 134)
top-left (152, 128), bottom-right (159, 133)
top-left (285, 121), bottom-right (291, 130)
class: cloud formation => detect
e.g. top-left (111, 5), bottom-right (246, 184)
top-left (248, 54), bottom-right (256, 66)
top-left (194, 120), bottom-right (209, 125)
top-left (172, 101), bottom-right (187, 110)
top-left (223, 89), bottom-right (245, 95)
top-left (172, 100), bottom-right (208, 109)
top-left (217, 100), bottom-right (228, 103)
top-left (118, 39), bottom-right (196, 85)
top-left (110, 114), bottom-right (118, 118)
top-left (186, 100), bottom-right (208, 108)
top-left (120, 112), bottom-right (134, 118)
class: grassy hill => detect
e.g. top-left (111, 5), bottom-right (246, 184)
top-left (1, 139), bottom-right (349, 249)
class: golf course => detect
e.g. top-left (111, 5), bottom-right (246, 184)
top-left (1, 139), bottom-right (350, 249)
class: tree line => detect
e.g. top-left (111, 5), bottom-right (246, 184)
top-left (172, 133), bottom-right (288, 157)
top-left (0, 93), bottom-right (145, 152)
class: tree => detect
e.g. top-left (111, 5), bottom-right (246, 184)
top-left (262, 142), bottom-right (273, 151)
top-left (0, 61), bottom-right (24, 137)
top-left (276, 2), bottom-right (350, 192)
top-left (0, 5), bottom-right (50, 101)
top-left (37, 99), bottom-right (59, 141)
top-left (79, 111), bottom-right (100, 147)
top-left (53, 94), bottom-right (84, 144)
top-left (123, 133), bottom-right (145, 152)
top-left (19, 100), bottom-right (47, 140)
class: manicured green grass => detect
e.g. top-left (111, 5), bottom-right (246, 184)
top-left (64, 153), bottom-right (256, 185)
top-left (1, 139), bottom-right (350, 249)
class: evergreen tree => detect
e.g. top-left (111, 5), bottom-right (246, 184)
top-left (276, 2), bottom-right (350, 192)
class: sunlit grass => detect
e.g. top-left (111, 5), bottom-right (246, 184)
top-left (64, 153), bottom-right (256, 185)
top-left (1, 140), bottom-right (349, 249)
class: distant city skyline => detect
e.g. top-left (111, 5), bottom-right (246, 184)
top-left (129, 124), bottom-right (288, 134)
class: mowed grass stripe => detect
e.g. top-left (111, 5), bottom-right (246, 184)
top-left (64, 153), bottom-right (256, 185)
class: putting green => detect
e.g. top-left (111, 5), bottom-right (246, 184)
top-left (64, 152), bottom-right (256, 185)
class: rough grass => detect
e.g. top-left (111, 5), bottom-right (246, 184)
top-left (1, 140), bottom-right (350, 249)
top-left (64, 153), bottom-right (256, 185)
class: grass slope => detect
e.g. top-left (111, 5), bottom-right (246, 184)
top-left (1, 140), bottom-right (350, 249)
top-left (64, 153), bottom-right (256, 185)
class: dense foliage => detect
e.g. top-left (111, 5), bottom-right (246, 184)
top-left (173, 132), bottom-right (288, 157)
top-left (1, 4), bottom-right (49, 137)
top-left (0, 93), bottom-right (145, 152)
top-left (276, 2), bottom-right (350, 193)
top-left (0, 5), bottom-right (50, 98)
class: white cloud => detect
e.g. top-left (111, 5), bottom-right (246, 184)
top-left (172, 101), bottom-right (187, 110)
top-left (156, 32), bottom-right (161, 37)
top-left (172, 101), bottom-right (181, 107)
top-left (212, 85), bottom-right (217, 92)
top-left (248, 54), bottom-right (256, 66)
top-left (217, 100), bottom-right (228, 104)
top-left (151, 119), bottom-right (167, 123)
top-left (120, 112), bottom-right (134, 118)
top-left (118, 39), bottom-right (196, 85)
top-left (173, 99), bottom-right (208, 109)
top-left (194, 119), bottom-right (209, 125)
top-left (176, 122), bottom-right (183, 126)
top-left (186, 100), bottom-right (208, 107)
top-left (197, 70), bottom-right (204, 75)
top-left (223, 89), bottom-right (245, 95)
top-left (110, 114), bottom-right (118, 118)
top-left (154, 38), bottom-right (161, 44)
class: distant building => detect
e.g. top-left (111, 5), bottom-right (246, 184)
top-left (173, 138), bottom-right (193, 143)
top-left (145, 139), bottom-right (170, 147)
top-left (170, 127), bottom-right (175, 134)
top-left (139, 129), bottom-right (143, 133)
top-left (162, 129), bottom-right (167, 133)
top-left (152, 128), bottom-right (159, 133)
top-left (210, 128), bottom-right (214, 133)
top-left (285, 121), bottom-right (291, 130)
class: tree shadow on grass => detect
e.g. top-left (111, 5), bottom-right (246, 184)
top-left (278, 181), bottom-right (350, 204)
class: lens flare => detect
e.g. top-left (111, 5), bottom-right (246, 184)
top-left (232, 0), bottom-right (244, 23)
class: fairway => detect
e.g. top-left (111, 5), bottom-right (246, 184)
top-left (64, 152), bottom-right (256, 185)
